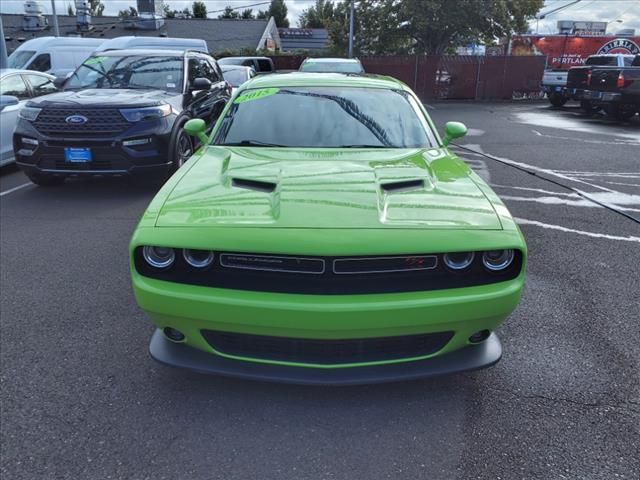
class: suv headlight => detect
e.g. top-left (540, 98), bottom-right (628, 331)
top-left (120, 104), bottom-right (171, 122)
top-left (19, 106), bottom-right (42, 122)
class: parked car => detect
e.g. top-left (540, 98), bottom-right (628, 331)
top-left (95, 36), bottom-right (208, 53)
top-left (218, 57), bottom-right (275, 74)
top-left (13, 49), bottom-right (230, 186)
top-left (7, 37), bottom-right (104, 78)
top-left (564, 54), bottom-right (636, 112)
top-left (220, 65), bottom-right (256, 94)
top-left (0, 69), bottom-right (57, 167)
top-left (299, 57), bottom-right (365, 74)
top-left (130, 73), bottom-right (527, 384)
top-left (542, 68), bottom-right (570, 107)
top-left (584, 54), bottom-right (640, 120)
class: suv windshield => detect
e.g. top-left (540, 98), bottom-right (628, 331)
top-left (215, 87), bottom-right (433, 148)
top-left (66, 55), bottom-right (183, 92)
top-left (8, 50), bottom-right (35, 69)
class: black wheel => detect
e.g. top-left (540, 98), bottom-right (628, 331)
top-left (549, 93), bottom-right (568, 107)
top-left (170, 127), bottom-right (194, 171)
top-left (606, 103), bottom-right (636, 121)
top-left (580, 100), bottom-right (600, 114)
top-left (26, 173), bottom-right (64, 186)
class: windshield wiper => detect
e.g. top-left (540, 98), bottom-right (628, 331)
top-left (219, 140), bottom-right (286, 147)
top-left (339, 144), bottom-right (390, 148)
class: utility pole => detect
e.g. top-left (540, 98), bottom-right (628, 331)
top-left (348, 0), bottom-right (355, 58)
top-left (0, 16), bottom-right (8, 69)
top-left (50, 0), bottom-right (60, 37)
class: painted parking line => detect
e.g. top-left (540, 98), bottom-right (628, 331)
top-left (0, 182), bottom-right (33, 197)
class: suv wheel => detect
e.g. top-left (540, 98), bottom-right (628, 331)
top-left (549, 93), bottom-right (568, 107)
top-left (171, 128), bottom-right (194, 170)
top-left (26, 173), bottom-right (65, 186)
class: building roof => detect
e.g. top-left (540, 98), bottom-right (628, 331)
top-left (1, 13), bottom-right (276, 55)
top-left (278, 28), bottom-right (329, 52)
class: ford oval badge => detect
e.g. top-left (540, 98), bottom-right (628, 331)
top-left (65, 114), bottom-right (88, 124)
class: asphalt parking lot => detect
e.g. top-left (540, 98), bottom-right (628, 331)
top-left (1, 101), bottom-right (638, 480)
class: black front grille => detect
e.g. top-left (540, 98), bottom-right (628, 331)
top-left (134, 249), bottom-right (523, 295)
top-left (201, 330), bottom-right (454, 364)
top-left (33, 108), bottom-right (130, 136)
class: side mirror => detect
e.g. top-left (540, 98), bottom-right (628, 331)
top-left (191, 77), bottom-right (212, 91)
top-left (53, 76), bottom-right (67, 89)
top-left (442, 121), bottom-right (467, 146)
top-left (0, 95), bottom-right (19, 112)
top-left (184, 118), bottom-right (209, 145)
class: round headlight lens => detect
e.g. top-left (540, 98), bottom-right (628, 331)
top-left (142, 246), bottom-right (175, 269)
top-left (482, 250), bottom-right (514, 271)
top-left (183, 249), bottom-right (214, 268)
top-left (443, 252), bottom-right (475, 270)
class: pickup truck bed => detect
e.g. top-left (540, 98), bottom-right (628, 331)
top-left (584, 56), bottom-right (640, 120)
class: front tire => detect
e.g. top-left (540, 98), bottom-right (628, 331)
top-left (26, 173), bottom-right (64, 186)
top-left (548, 93), bottom-right (568, 107)
top-left (169, 124), bottom-right (194, 172)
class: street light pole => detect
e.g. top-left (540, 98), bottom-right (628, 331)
top-left (50, 0), bottom-right (60, 37)
top-left (0, 16), bottom-right (8, 69)
top-left (348, 0), bottom-right (355, 58)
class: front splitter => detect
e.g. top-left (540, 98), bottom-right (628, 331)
top-left (149, 329), bottom-right (502, 386)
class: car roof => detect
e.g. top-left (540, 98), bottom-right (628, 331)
top-left (10, 36), bottom-right (104, 50)
top-left (242, 72), bottom-right (408, 91)
top-left (304, 57), bottom-right (361, 63)
top-left (90, 49), bottom-right (201, 57)
top-left (0, 68), bottom-right (55, 78)
top-left (219, 56), bottom-right (271, 61)
top-left (220, 65), bottom-right (254, 71)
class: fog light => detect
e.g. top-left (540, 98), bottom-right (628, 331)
top-left (123, 137), bottom-right (152, 147)
top-left (143, 246), bottom-right (175, 269)
top-left (482, 250), bottom-right (514, 271)
top-left (469, 330), bottom-right (491, 344)
top-left (443, 252), bottom-right (474, 270)
top-left (163, 327), bottom-right (185, 342)
top-left (183, 249), bottom-right (214, 268)
top-left (21, 137), bottom-right (39, 146)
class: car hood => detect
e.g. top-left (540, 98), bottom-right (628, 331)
top-left (28, 89), bottom-right (175, 108)
top-left (155, 147), bottom-right (502, 230)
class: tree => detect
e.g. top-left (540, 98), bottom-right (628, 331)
top-left (218, 6), bottom-right (239, 19)
top-left (192, 1), bottom-right (207, 19)
top-left (163, 4), bottom-right (176, 18)
top-left (67, 5), bottom-right (74, 16)
top-left (267, 0), bottom-right (289, 27)
top-left (88, 0), bottom-right (104, 17)
top-left (256, 10), bottom-right (269, 20)
top-left (299, 0), bottom-right (335, 29)
top-left (118, 6), bottom-right (138, 18)
top-left (241, 9), bottom-right (255, 19)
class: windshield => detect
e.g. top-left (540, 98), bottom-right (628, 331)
top-left (215, 87), bottom-right (434, 148)
top-left (223, 69), bottom-right (249, 87)
top-left (8, 50), bottom-right (35, 69)
top-left (66, 55), bottom-right (183, 92)
top-left (586, 57), bottom-right (619, 66)
top-left (300, 61), bottom-right (363, 74)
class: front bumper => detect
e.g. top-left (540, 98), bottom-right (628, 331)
top-left (149, 329), bottom-right (502, 385)
top-left (13, 117), bottom-right (173, 177)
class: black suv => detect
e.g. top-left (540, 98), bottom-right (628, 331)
top-left (14, 49), bottom-right (230, 185)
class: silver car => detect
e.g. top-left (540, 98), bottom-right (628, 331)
top-left (0, 69), bottom-right (57, 167)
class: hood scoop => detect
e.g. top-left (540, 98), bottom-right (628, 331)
top-left (381, 179), bottom-right (424, 193)
top-left (232, 177), bottom-right (277, 193)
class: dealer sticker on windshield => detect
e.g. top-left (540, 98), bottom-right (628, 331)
top-left (84, 56), bottom-right (107, 66)
top-left (234, 88), bottom-right (279, 104)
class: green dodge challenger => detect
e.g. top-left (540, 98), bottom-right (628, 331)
top-left (130, 73), bottom-right (527, 384)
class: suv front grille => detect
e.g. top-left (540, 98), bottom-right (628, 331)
top-left (201, 330), bottom-right (454, 364)
top-left (33, 108), bottom-right (130, 136)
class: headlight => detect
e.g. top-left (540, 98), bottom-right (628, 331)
top-left (19, 106), bottom-right (42, 121)
top-left (482, 250), bottom-right (514, 271)
top-left (183, 249), bottom-right (214, 268)
top-left (443, 252), bottom-right (474, 270)
top-left (143, 246), bottom-right (175, 269)
top-left (120, 104), bottom-right (171, 122)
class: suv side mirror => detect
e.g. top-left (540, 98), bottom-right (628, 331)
top-left (0, 95), bottom-right (19, 112)
top-left (53, 76), bottom-right (67, 89)
top-left (191, 77), bottom-right (212, 91)
top-left (184, 118), bottom-right (209, 144)
top-left (442, 121), bottom-right (467, 146)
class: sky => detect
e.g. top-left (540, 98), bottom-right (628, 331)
top-left (0, 0), bottom-right (639, 32)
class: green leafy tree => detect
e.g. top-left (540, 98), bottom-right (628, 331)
top-left (67, 5), bottom-right (74, 16)
top-left (267, 0), bottom-right (289, 27)
top-left (299, 0), bottom-right (335, 28)
top-left (88, 0), bottom-right (104, 16)
top-left (118, 6), bottom-right (138, 18)
top-left (241, 8), bottom-right (255, 19)
top-left (163, 4), bottom-right (176, 18)
top-left (257, 10), bottom-right (269, 20)
top-left (192, 1), bottom-right (207, 19)
top-left (218, 6), bottom-right (239, 19)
